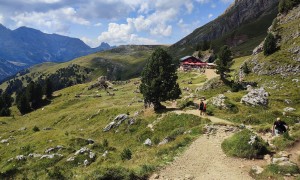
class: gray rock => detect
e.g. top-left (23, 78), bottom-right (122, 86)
top-left (43, 127), bottom-right (52, 130)
top-left (241, 87), bottom-right (269, 106)
top-left (89, 152), bottom-right (96, 159)
top-left (103, 122), bottom-right (115, 132)
top-left (128, 118), bottom-right (135, 125)
top-left (272, 157), bottom-right (289, 164)
top-left (1, 139), bottom-right (8, 143)
top-left (211, 94), bottom-right (227, 109)
top-left (45, 147), bottom-right (55, 154)
top-left (283, 107), bottom-right (296, 112)
top-left (251, 165), bottom-right (264, 175)
top-left (158, 137), bottom-right (170, 145)
top-left (84, 159), bottom-right (89, 166)
top-left (16, 155), bottom-right (26, 161)
top-left (28, 153), bottom-right (42, 158)
top-left (40, 154), bottom-right (55, 159)
top-left (144, 138), bottom-right (152, 146)
top-left (87, 139), bottom-right (95, 144)
top-left (278, 161), bottom-right (297, 167)
top-left (75, 147), bottom-right (90, 155)
top-left (103, 114), bottom-right (129, 132)
top-left (66, 156), bottom-right (75, 162)
top-left (102, 150), bottom-right (108, 157)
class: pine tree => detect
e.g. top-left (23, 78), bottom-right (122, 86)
top-left (16, 92), bottom-right (31, 115)
top-left (263, 33), bottom-right (277, 56)
top-left (216, 45), bottom-right (233, 81)
top-left (32, 83), bottom-right (43, 109)
top-left (44, 78), bottom-right (53, 98)
top-left (140, 48), bottom-right (181, 110)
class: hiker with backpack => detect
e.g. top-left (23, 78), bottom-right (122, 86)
top-left (199, 99), bottom-right (206, 116)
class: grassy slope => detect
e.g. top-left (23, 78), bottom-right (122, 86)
top-left (0, 70), bottom-right (210, 179)
top-left (0, 45), bottom-right (159, 91)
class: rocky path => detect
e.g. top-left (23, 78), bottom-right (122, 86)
top-left (149, 69), bottom-right (258, 180)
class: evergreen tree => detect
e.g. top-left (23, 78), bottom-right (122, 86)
top-left (242, 63), bottom-right (251, 74)
top-left (16, 92), bottom-right (31, 115)
top-left (26, 81), bottom-right (35, 103)
top-left (32, 83), bottom-right (43, 109)
top-left (0, 92), bottom-right (13, 116)
top-left (263, 33), bottom-right (277, 56)
top-left (216, 45), bottom-right (233, 81)
top-left (140, 48), bottom-right (181, 110)
top-left (44, 78), bottom-right (53, 98)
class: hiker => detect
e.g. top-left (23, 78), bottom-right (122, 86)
top-left (199, 99), bottom-right (206, 116)
top-left (272, 117), bottom-right (289, 136)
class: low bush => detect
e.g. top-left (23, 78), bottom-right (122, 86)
top-left (177, 98), bottom-right (195, 109)
top-left (272, 132), bottom-right (295, 150)
top-left (222, 129), bottom-right (270, 158)
top-left (32, 126), bottom-right (40, 132)
top-left (120, 148), bottom-right (132, 161)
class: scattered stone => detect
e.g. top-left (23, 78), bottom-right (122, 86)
top-left (102, 150), bottom-right (108, 157)
top-left (144, 138), bottom-right (152, 146)
top-left (84, 159), bottom-right (89, 166)
top-left (278, 151), bottom-right (291, 158)
top-left (43, 127), bottom-right (52, 130)
top-left (272, 157), bottom-right (289, 164)
top-left (264, 154), bottom-right (272, 164)
top-left (103, 114), bottom-right (129, 132)
top-left (45, 147), bottom-right (55, 154)
top-left (66, 156), bottom-right (75, 162)
top-left (87, 139), bottom-right (95, 144)
top-left (211, 94), bottom-right (227, 109)
top-left (241, 87), bottom-right (269, 106)
top-left (28, 153), bottom-right (42, 158)
top-left (128, 118), bottom-right (135, 125)
top-left (89, 152), bottom-right (96, 159)
top-left (283, 107), bottom-right (296, 112)
top-left (1, 139), bottom-right (9, 143)
top-left (158, 137), bottom-right (170, 145)
top-left (16, 155), bottom-right (26, 161)
top-left (184, 174), bottom-right (194, 180)
top-left (292, 79), bottom-right (299, 83)
top-left (7, 158), bottom-right (14, 162)
top-left (284, 99), bottom-right (292, 104)
top-left (278, 161), bottom-right (297, 167)
top-left (75, 147), bottom-right (90, 155)
top-left (251, 165), bottom-right (264, 175)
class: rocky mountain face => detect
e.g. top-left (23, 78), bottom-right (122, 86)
top-left (169, 0), bottom-right (279, 57)
top-left (0, 24), bottom-right (112, 81)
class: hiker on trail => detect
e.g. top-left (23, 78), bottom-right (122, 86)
top-left (199, 99), bottom-right (206, 116)
top-left (272, 117), bottom-right (289, 136)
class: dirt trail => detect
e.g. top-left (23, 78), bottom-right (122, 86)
top-left (149, 69), bottom-right (259, 180)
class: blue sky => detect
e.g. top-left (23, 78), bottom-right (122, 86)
top-left (0, 0), bottom-right (234, 47)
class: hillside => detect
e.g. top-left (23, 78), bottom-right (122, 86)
top-left (169, 0), bottom-right (279, 58)
top-left (0, 45), bottom-right (160, 94)
top-left (0, 24), bottom-right (113, 81)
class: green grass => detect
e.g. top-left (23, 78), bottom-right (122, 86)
top-left (0, 75), bottom-right (210, 179)
top-left (221, 129), bottom-right (270, 159)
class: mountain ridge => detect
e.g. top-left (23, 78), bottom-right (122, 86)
top-left (0, 24), bottom-right (113, 81)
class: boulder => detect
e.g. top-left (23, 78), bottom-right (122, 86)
top-left (272, 157), bottom-right (289, 164)
top-left (158, 137), bottom-right (170, 145)
top-left (144, 138), bottom-right (152, 146)
top-left (66, 156), bottom-right (75, 162)
top-left (283, 107), bottom-right (296, 112)
top-left (241, 87), bottom-right (269, 106)
top-left (84, 159), bottom-right (89, 166)
top-left (211, 94), bottom-right (227, 109)
top-left (28, 153), bottom-right (42, 158)
top-left (19, 127), bottom-right (27, 131)
top-left (103, 114), bottom-right (129, 132)
top-left (102, 150), bottom-right (108, 157)
top-left (1, 139), bottom-right (9, 143)
top-left (87, 139), bottom-right (95, 144)
top-left (16, 155), bottom-right (26, 161)
top-left (75, 147), bottom-right (90, 155)
top-left (45, 147), bottom-right (55, 154)
top-left (251, 165), bottom-right (264, 175)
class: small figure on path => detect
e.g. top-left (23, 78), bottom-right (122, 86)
top-left (272, 117), bottom-right (288, 136)
top-left (199, 98), bottom-right (206, 116)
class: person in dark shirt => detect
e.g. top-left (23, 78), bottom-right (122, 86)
top-left (199, 99), bottom-right (206, 116)
top-left (272, 117), bottom-right (288, 136)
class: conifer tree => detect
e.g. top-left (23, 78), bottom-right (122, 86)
top-left (140, 48), bottom-right (181, 110)
top-left (263, 33), bottom-right (277, 56)
top-left (16, 92), bottom-right (31, 115)
top-left (216, 45), bottom-right (233, 82)
top-left (44, 78), bottom-right (53, 98)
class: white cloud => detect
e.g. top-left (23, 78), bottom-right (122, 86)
top-left (97, 22), bottom-right (157, 45)
top-left (26, 0), bottom-right (61, 3)
top-left (81, 36), bottom-right (99, 48)
top-left (0, 14), bottom-right (4, 24)
top-left (94, 23), bottom-right (102, 27)
top-left (208, 13), bottom-right (213, 19)
top-left (11, 7), bottom-right (90, 34)
top-left (150, 24), bottom-right (172, 36)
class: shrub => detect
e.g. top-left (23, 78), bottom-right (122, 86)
top-left (263, 33), bottom-right (277, 56)
top-left (102, 139), bottom-right (109, 147)
top-left (206, 105), bottom-right (215, 116)
top-left (222, 129), bottom-right (270, 158)
top-left (120, 148), bottom-right (132, 161)
top-left (46, 166), bottom-right (65, 180)
top-left (33, 126), bottom-right (40, 132)
top-left (177, 98), bottom-right (195, 109)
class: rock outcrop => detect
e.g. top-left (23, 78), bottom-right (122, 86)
top-left (241, 87), bottom-right (269, 106)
